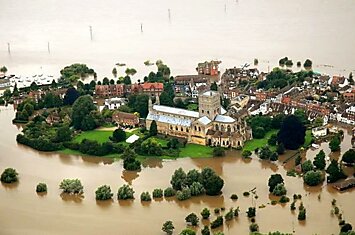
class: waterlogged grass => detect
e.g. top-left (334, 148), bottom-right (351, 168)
top-left (243, 129), bottom-right (278, 152)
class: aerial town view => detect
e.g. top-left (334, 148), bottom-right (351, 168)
top-left (0, 0), bottom-right (355, 235)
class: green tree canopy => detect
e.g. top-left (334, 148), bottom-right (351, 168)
top-left (1, 168), bottom-right (18, 183)
top-left (71, 95), bottom-right (97, 131)
top-left (268, 174), bottom-right (284, 192)
top-left (95, 185), bottom-right (113, 200)
top-left (277, 115), bottom-right (305, 150)
top-left (342, 149), bottom-right (355, 165)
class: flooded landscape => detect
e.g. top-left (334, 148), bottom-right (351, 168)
top-left (0, 106), bottom-right (354, 234)
top-left (1, 0), bottom-right (355, 234)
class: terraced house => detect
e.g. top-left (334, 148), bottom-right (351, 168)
top-left (146, 90), bottom-right (252, 148)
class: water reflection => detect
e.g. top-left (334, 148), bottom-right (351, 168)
top-left (121, 170), bottom-right (139, 185)
top-left (1, 181), bottom-right (19, 189)
top-left (60, 193), bottom-right (84, 203)
top-left (96, 199), bottom-right (114, 209)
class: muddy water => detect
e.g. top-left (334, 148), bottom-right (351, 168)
top-left (0, 106), bottom-right (354, 235)
top-left (1, 0), bottom-right (355, 79)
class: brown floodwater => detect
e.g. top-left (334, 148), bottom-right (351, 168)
top-left (0, 106), bottom-right (354, 235)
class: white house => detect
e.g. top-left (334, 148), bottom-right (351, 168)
top-left (312, 126), bottom-right (327, 138)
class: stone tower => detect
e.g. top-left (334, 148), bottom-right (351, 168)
top-left (198, 91), bottom-right (221, 120)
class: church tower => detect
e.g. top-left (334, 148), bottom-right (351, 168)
top-left (198, 91), bottom-right (221, 120)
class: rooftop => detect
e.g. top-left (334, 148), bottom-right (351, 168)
top-left (214, 114), bottom-right (235, 123)
top-left (147, 113), bottom-right (192, 127)
top-left (153, 105), bottom-right (200, 118)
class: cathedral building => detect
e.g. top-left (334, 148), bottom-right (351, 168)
top-left (146, 90), bottom-right (252, 148)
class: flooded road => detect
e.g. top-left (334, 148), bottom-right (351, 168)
top-left (1, 0), bottom-right (355, 79)
top-left (0, 107), bottom-right (354, 234)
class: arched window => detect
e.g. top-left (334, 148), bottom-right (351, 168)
top-left (222, 141), bottom-right (225, 146)
top-left (215, 124), bottom-right (219, 131)
top-left (237, 124), bottom-right (240, 130)
top-left (202, 110), bottom-right (204, 113)
top-left (194, 126), bottom-right (197, 131)
top-left (186, 128), bottom-right (189, 133)
top-left (181, 127), bottom-right (183, 132)
top-left (198, 127), bottom-right (201, 132)
top-left (221, 125), bottom-right (225, 132)
top-left (238, 141), bottom-right (241, 146)
top-left (227, 125), bottom-right (231, 132)
top-left (175, 126), bottom-right (178, 131)
top-left (207, 111), bottom-right (210, 114)
top-left (170, 126), bottom-right (172, 130)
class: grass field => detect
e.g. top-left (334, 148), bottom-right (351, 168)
top-left (243, 129), bottom-right (278, 152)
top-left (303, 129), bottom-right (313, 148)
top-left (179, 144), bottom-right (213, 158)
top-left (73, 130), bottom-right (114, 144)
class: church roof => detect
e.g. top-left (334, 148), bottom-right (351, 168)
top-left (152, 105), bottom-right (199, 118)
top-left (197, 116), bottom-right (212, 125)
top-left (147, 113), bottom-right (192, 127)
top-left (202, 90), bottom-right (219, 97)
top-left (214, 114), bottom-right (235, 123)
top-left (221, 107), bottom-right (227, 115)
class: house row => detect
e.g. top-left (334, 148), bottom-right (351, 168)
top-left (95, 82), bottom-right (163, 98)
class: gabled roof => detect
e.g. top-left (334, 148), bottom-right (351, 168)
top-left (214, 115), bottom-right (235, 123)
top-left (197, 116), bottom-right (212, 125)
top-left (153, 105), bottom-right (200, 118)
top-left (147, 113), bottom-right (192, 127)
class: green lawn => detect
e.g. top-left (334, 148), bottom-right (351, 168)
top-left (303, 129), bottom-right (313, 148)
top-left (73, 130), bottom-right (114, 144)
top-left (179, 144), bottom-right (213, 158)
top-left (243, 129), bottom-right (278, 152)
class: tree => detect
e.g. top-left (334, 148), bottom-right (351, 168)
top-left (340, 223), bottom-right (353, 233)
top-left (123, 76), bottom-right (131, 85)
top-left (277, 143), bottom-right (285, 155)
top-left (277, 115), bottom-right (306, 150)
top-left (36, 183), bottom-right (47, 193)
top-left (294, 109), bottom-right (308, 125)
top-left (272, 183), bottom-right (287, 196)
top-left (125, 68), bottom-right (137, 76)
top-left (225, 208), bottom-right (234, 221)
top-left (313, 150), bottom-right (326, 170)
top-left (298, 209), bottom-right (306, 220)
top-left (210, 216), bottom-right (223, 229)
top-left (127, 94), bottom-right (149, 118)
top-left (164, 187), bottom-right (176, 197)
top-left (30, 81), bottom-right (38, 91)
top-left (140, 138), bottom-right (163, 156)
top-left (246, 207), bottom-right (256, 218)
top-left (242, 150), bottom-right (252, 158)
top-left (259, 145), bottom-right (273, 160)
top-left (176, 187), bottom-right (192, 201)
top-left (201, 226), bottom-right (210, 235)
top-left (303, 59), bottom-right (312, 68)
top-left (201, 167), bottom-right (224, 196)
top-left (210, 82), bottom-right (218, 91)
top-left (185, 213), bottom-right (199, 226)
top-left (268, 174), bottom-right (284, 192)
top-left (342, 149), bottom-right (355, 165)
top-left (329, 135), bottom-right (341, 152)
top-left (55, 125), bottom-right (72, 142)
top-left (271, 114), bottom-right (285, 129)
top-left (152, 188), bottom-right (163, 198)
top-left (122, 148), bottom-right (141, 171)
top-left (102, 77), bottom-right (109, 85)
top-left (249, 223), bottom-right (259, 232)
top-left (117, 184), bottom-right (134, 200)
top-left (268, 134), bottom-right (278, 146)
top-left (167, 138), bottom-right (180, 149)
top-left (189, 182), bottom-right (205, 196)
top-left (303, 170), bottom-right (324, 186)
top-left (301, 160), bottom-right (314, 173)
top-left (159, 83), bottom-right (175, 106)
top-left (111, 128), bottom-right (126, 142)
top-left (112, 67), bottom-right (117, 78)
top-left (71, 95), bottom-right (97, 131)
top-left (1, 168), bottom-right (18, 183)
top-left (201, 208), bottom-right (210, 219)
top-left (313, 117), bottom-right (324, 127)
top-left (95, 185), bottom-right (113, 200)
top-left (171, 168), bottom-right (187, 190)
top-left (297, 61), bottom-right (302, 67)
top-left (109, 79), bottom-right (115, 85)
top-left (179, 228), bottom-right (196, 235)
top-left (162, 221), bottom-right (174, 235)
top-left (213, 147), bottom-right (225, 157)
top-left (149, 120), bottom-right (158, 136)
top-left (59, 179), bottom-right (83, 194)
top-left (60, 63), bottom-right (95, 83)
top-left (326, 160), bottom-right (346, 183)
top-left (140, 192), bottom-right (152, 201)
top-left (0, 66), bottom-right (8, 74)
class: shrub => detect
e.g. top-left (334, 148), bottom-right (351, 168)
top-left (290, 201), bottom-right (296, 210)
top-left (210, 216), bottom-right (223, 229)
top-left (201, 208), bottom-right (210, 219)
top-left (176, 187), bottom-right (191, 201)
top-left (140, 191), bottom-right (152, 201)
top-left (201, 225), bottom-right (210, 235)
top-left (243, 191), bottom-right (250, 197)
top-left (117, 184), bottom-right (134, 200)
top-left (201, 168), bottom-right (224, 196)
top-left (214, 208), bottom-right (220, 214)
top-left (95, 185), bottom-right (113, 200)
top-left (224, 208), bottom-right (234, 221)
top-left (249, 223), bottom-right (259, 232)
top-left (340, 223), bottom-right (353, 233)
top-left (179, 228), bottom-right (196, 235)
top-left (164, 187), bottom-right (176, 197)
top-left (242, 150), bottom-right (252, 158)
top-left (36, 183), bottom-right (47, 193)
top-left (303, 59), bottom-right (312, 68)
top-left (59, 179), bottom-right (83, 194)
top-left (185, 213), bottom-right (199, 226)
top-left (152, 188), bottom-right (163, 198)
top-left (230, 194), bottom-right (238, 200)
top-left (268, 174), bottom-right (284, 192)
top-left (1, 168), bottom-right (18, 183)
top-left (234, 207), bottom-right (240, 217)
top-left (301, 160), bottom-right (313, 173)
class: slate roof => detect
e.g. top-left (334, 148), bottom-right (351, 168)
top-left (147, 113), bottom-right (192, 127)
top-left (197, 116), bottom-right (212, 125)
top-left (153, 105), bottom-right (199, 118)
top-left (214, 115), bottom-right (235, 123)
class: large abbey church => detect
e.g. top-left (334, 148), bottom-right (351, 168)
top-left (146, 90), bottom-right (252, 148)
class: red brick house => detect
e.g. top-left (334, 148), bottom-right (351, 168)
top-left (95, 83), bottom-right (163, 98)
top-left (112, 111), bottom-right (139, 127)
top-left (95, 84), bottom-right (125, 97)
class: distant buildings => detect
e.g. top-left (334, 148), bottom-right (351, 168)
top-left (95, 82), bottom-right (163, 98)
top-left (112, 111), bottom-right (139, 127)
